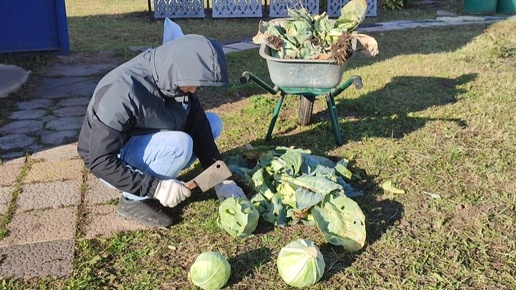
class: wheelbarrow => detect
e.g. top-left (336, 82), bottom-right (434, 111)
top-left (240, 43), bottom-right (363, 146)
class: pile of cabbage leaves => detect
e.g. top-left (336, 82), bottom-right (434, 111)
top-left (227, 146), bottom-right (367, 252)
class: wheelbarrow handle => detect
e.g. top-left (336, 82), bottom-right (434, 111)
top-left (239, 72), bottom-right (252, 84)
top-left (240, 71), bottom-right (279, 95)
top-left (330, 75), bottom-right (363, 97)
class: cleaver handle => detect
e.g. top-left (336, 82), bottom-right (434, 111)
top-left (184, 180), bottom-right (197, 190)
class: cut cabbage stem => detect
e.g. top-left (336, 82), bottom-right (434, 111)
top-left (306, 247), bottom-right (318, 257)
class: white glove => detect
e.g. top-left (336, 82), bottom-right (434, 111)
top-left (214, 180), bottom-right (246, 201)
top-left (154, 179), bottom-right (191, 208)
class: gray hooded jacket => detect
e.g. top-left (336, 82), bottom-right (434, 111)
top-left (77, 35), bottom-right (228, 197)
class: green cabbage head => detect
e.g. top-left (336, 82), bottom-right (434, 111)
top-left (277, 239), bottom-right (326, 288)
top-left (218, 197), bottom-right (259, 238)
top-left (188, 251), bottom-right (231, 290)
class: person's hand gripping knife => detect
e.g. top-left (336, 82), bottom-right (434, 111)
top-left (154, 179), bottom-right (191, 207)
top-left (153, 178), bottom-right (247, 207)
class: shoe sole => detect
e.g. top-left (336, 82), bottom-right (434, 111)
top-left (116, 205), bottom-right (172, 228)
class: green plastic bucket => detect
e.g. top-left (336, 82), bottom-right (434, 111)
top-left (497, 0), bottom-right (516, 14)
top-left (464, 0), bottom-right (497, 14)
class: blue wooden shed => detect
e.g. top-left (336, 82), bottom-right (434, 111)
top-left (0, 0), bottom-right (70, 55)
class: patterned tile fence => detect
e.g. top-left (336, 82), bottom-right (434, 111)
top-left (154, 0), bottom-right (377, 18)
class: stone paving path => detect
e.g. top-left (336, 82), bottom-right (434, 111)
top-left (0, 14), bottom-right (513, 279)
top-left (0, 61), bottom-right (152, 278)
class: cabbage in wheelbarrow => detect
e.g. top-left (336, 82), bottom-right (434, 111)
top-left (252, 0), bottom-right (379, 64)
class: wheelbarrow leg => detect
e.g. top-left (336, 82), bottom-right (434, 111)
top-left (325, 75), bottom-right (362, 146)
top-left (325, 93), bottom-right (343, 146)
top-left (266, 93), bottom-right (285, 141)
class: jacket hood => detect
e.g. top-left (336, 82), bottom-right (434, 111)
top-left (149, 34), bottom-right (229, 94)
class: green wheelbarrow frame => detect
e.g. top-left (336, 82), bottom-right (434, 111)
top-left (240, 71), bottom-right (363, 146)
top-left (239, 43), bottom-right (363, 146)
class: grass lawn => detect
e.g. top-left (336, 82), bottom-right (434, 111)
top-left (1, 0), bottom-right (515, 289)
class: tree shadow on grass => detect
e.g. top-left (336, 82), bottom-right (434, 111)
top-left (249, 74), bottom-right (476, 151)
top-left (225, 246), bottom-right (273, 287)
top-left (310, 74), bottom-right (476, 143)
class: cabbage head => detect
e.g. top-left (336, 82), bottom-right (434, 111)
top-left (188, 251), bottom-right (231, 290)
top-left (277, 239), bottom-right (325, 288)
top-left (218, 197), bottom-right (259, 238)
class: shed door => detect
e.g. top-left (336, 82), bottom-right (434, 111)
top-left (0, 0), bottom-right (65, 53)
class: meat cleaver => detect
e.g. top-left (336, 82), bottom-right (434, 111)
top-left (184, 160), bottom-right (232, 192)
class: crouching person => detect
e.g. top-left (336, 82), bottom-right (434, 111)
top-left (77, 35), bottom-right (245, 228)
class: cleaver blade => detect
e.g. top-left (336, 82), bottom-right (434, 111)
top-left (184, 160), bottom-right (232, 192)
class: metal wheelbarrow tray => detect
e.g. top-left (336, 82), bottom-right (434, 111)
top-left (259, 43), bottom-right (348, 93)
top-left (240, 43), bottom-right (363, 146)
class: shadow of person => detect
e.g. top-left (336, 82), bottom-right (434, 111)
top-left (225, 246), bottom-right (273, 287)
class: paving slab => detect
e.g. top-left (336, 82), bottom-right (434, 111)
top-left (0, 156), bottom-right (26, 165)
top-left (8, 109), bottom-right (48, 120)
top-left (23, 159), bottom-right (83, 184)
top-left (0, 239), bottom-right (74, 278)
top-left (84, 173), bottom-right (122, 205)
top-left (377, 25), bottom-right (407, 31)
top-left (33, 77), bottom-right (97, 99)
top-left (0, 64), bottom-right (31, 99)
top-left (39, 130), bottom-right (79, 146)
top-left (398, 22), bottom-right (449, 28)
top-left (222, 47), bottom-right (241, 54)
top-left (45, 116), bottom-right (84, 131)
top-left (43, 63), bottom-right (117, 77)
top-left (0, 151), bottom-right (27, 161)
top-left (223, 42), bottom-right (259, 51)
top-left (0, 163), bottom-right (23, 187)
top-left (0, 134), bottom-right (35, 152)
top-left (0, 207), bottom-right (78, 246)
top-left (30, 143), bottom-right (80, 161)
top-left (0, 119), bottom-right (44, 135)
top-left (24, 143), bottom-right (47, 156)
top-left (438, 16), bottom-right (485, 22)
top-left (0, 186), bottom-right (13, 215)
top-left (17, 99), bottom-right (54, 110)
top-left (360, 26), bottom-right (391, 32)
top-left (52, 106), bottom-right (87, 118)
top-left (83, 204), bottom-right (148, 239)
top-left (56, 96), bottom-right (91, 107)
top-left (17, 180), bottom-right (82, 212)
top-left (40, 115), bottom-right (58, 123)
top-left (436, 10), bottom-right (457, 17)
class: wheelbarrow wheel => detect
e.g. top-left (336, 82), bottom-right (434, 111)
top-left (298, 95), bottom-right (315, 125)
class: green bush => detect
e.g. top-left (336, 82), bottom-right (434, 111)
top-left (382, 0), bottom-right (406, 10)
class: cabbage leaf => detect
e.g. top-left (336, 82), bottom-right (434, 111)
top-left (311, 193), bottom-right (366, 252)
top-left (229, 145), bottom-right (366, 251)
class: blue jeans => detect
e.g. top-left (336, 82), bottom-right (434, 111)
top-left (102, 112), bottom-right (222, 201)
